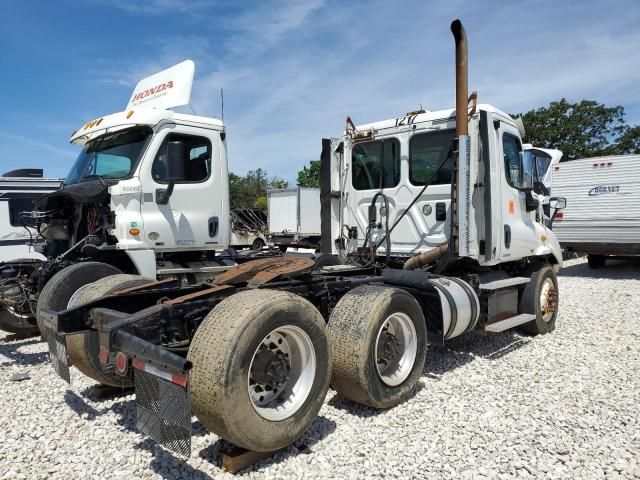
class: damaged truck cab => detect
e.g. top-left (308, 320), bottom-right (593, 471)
top-left (0, 61), bottom-right (235, 335)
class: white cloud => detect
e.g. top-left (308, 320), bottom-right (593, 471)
top-left (81, 0), bottom-right (640, 182)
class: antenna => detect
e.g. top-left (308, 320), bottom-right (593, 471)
top-left (220, 88), bottom-right (224, 121)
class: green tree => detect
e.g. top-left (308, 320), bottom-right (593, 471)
top-left (615, 125), bottom-right (640, 155)
top-left (297, 160), bottom-right (321, 188)
top-left (228, 168), bottom-right (288, 210)
top-left (513, 98), bottom-right (631, 160)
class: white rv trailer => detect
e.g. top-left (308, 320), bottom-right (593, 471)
top-left (0, 169), bottom-right (62, 262)
top-left (551, 154), bottom-right (640, 267)
top-left (267, 187), bottom-right (321, 249)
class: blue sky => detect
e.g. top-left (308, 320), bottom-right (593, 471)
top-left (1, 0), bottom-right (639, 183)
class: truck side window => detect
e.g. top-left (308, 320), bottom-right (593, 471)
top-left (152, 134), bottom-right (212, 183)
top-left (352, 138), bottom-right (400, 190)
top-left (503, 134), bottom-right (523, 188)
top-left (409, 129), bottom-right (455, 185)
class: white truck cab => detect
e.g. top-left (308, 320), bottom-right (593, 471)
top-left (63, 61), bottom-right (230, 277)
top-left (326, 104), bottom-right (563, 267)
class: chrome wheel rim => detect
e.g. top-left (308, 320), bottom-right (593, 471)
top-left (248, 325), bottom-right (316, 421)
top-left (539, 278), bottom-right (558, 322)
top-left (374, 312), bottom-right (417, 387)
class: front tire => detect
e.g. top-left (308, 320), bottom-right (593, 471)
top-left (328, 285), bottom-right (427, 409)
top-left (519, 265), bottom-right (559, 335)
top-left (66, 274), bottom-right (150, 387)
top-left (36, 262), bottom-right (122, 335)
top-left (188, 289), bottom-right (331, 452)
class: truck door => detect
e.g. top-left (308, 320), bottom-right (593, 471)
top-left (496, 121), bottom-right (540, 260)
top-left (344, 127), bottom-right (454, 255)
top-left (138, 125), bottom-right (226, 251)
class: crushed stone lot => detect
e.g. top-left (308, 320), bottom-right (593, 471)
top-left (1, 257), bottom-right (639, 479)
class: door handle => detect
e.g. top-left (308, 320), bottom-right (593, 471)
top-left (208, 216), bottom-right (219, 238)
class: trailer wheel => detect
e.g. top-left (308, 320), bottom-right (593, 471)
top-left (188, 289), bottom-right (331, 452)
top-left (587, 254), bottom-right (606, 269)
top-left (36, 262), bottom-right (122, 336)
top-left (251, 238), bottom-right (265, 250)
top-left (327, 285), bottom-right (427, 409)
top-left (519, 265), bottom-right (559, 335)
top-left (66, 274), bottom-right (151, 387)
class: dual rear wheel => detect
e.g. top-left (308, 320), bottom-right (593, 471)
top-left (188, 285), bottom-right (427, 451)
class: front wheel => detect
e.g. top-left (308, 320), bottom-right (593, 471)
top-left (36, 262), bottom-right (122, 336)
top-left (188, 289), bottom-right (331, 452)
top-left (519, 265), bottom-right (559, 335)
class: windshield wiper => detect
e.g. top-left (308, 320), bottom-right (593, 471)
top-left (82, 174), bottom-right (107, 187)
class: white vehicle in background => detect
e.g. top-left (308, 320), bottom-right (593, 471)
top-left (268, 187), bottom-right (321, 251)
top-left (229, 208), bottom-right (268, 250)
top-left (0, 169), bottom-right (61, 334)
top-left (0, 169), bottom-right (62, 262)
top-left (551, 154), bottom-right (640, 268)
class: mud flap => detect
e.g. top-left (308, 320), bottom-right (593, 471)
top-left (134, 368), bottom-right (192, 456)
top-left (43, 327), bottom-right (71, 383)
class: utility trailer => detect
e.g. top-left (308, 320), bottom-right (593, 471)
top-left (551, 155), bottom-right (640, 268)
top-left (42, 20), bottom-right (566, 459)
top-left (0, 169), bottom-right (61, 334)
top-left (268, 187), bottom-right (321, 250)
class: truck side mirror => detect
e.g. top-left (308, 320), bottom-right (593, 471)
top-left (549, 197), bottom-right (566, 210)
top-left (548, 196), bottom-right (567, 229)
top-left (156, 141), bottom-right (185, 205)
top-left (166, 141), bottom-right (185, 183)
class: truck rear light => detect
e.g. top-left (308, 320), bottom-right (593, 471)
top-left (99, 345), bottom-right (109, 364)
top-left (115, 351), bottom-right (128, 375)
top-left (132, 358), bottom-right (188, 387)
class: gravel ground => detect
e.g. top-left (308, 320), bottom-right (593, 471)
top-left (1, 257), bottom-right (639, 479)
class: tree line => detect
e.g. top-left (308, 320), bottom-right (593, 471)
top-left (231, 99), bottom-right (640, 209)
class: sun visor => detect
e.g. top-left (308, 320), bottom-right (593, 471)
top-left (126, 60), bottom-right (195, 111)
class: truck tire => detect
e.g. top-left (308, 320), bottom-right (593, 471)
top-left (251, 238), bottom-right (265, 250)
top-left (188, 289), bottom-right (331, 452)
top-left (327, 285), bottom-right (427, 409)
top-left (519, 265), bottom-right (559, 335)
top-left (0, 259), bottom-right (40, 336)
top-left (66, 274), bottom-right (150, 387)
top-left (0, 309), bottom-right (39, 336)
top-left (36, 262), bottom-right (122, 336)
top-left (587, 254), bottom-right (606, 269)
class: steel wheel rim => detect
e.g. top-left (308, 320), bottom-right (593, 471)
top-left (248, 325), bottom-right (316, 421)
top-left (539, 278), bottom-right (557, 322)
top-left (374, 312), bottom-right (417, 387)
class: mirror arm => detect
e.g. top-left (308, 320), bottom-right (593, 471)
top-left (156, 182), bottom-right (175, 205)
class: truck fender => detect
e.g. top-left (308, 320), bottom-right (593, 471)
top-left (125, 250), bottom-right (157, 279)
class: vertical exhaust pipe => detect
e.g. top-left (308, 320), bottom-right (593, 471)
top-left (450, 19), bottom-right (473, 257)
top-left (451, 19), bottom-right (468, 136)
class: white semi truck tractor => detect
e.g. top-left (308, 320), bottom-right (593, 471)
top-left (0, 61), bottom-right (241, 336)
top-left (42, 20), bottom-right (566, 458)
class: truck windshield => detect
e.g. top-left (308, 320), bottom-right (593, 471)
top-left (64, 128), bottom-right (151, 185)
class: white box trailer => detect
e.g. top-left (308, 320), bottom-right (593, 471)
top-left (267, 187), bottom-right (321, 249)
top-left (0, 169), bottom-right (62, 262)
top-left (551, 154), bottom-right (640, 267)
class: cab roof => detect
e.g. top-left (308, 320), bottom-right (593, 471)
top-left (70, 108), bottom-right (224, 145)
top-left (351, 103), bottom-right (516, 134)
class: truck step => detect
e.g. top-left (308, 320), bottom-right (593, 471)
top-left (483, 313), bottom-right (536, 333)
top-left (479, 276), bottom-right (530, 291)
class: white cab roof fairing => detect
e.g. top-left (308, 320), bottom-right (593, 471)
top-left (126, 59), bottom-right (195, 111)
top-left (348, 104), bottom-right (516, 136)
top-left (69, 109), bottom-right (224, 145)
